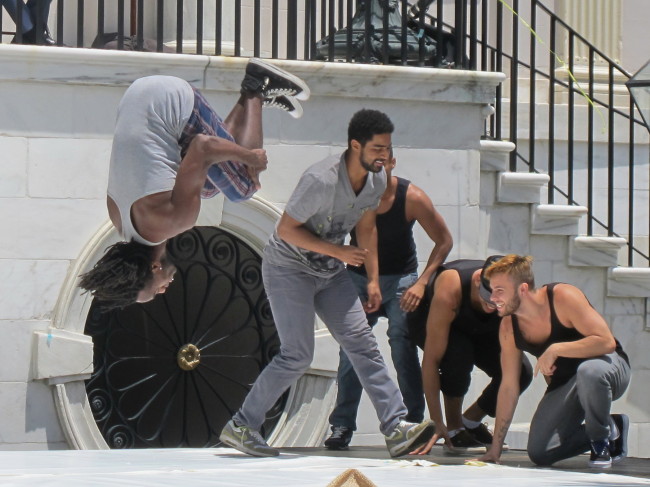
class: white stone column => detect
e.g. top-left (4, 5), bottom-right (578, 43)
top-left (556, 0), bottom-right (621, 65)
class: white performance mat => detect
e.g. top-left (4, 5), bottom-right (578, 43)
top-left (0, 448), bottom-right (647, 487)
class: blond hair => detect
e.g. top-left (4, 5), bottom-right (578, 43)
top-left (483, 254), bottom-right (535, 289)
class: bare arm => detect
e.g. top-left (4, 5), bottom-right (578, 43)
top-left (400, 184), bottom-right (453, 312)
top-left (535, 284), bottom-right (616, 377)
top-left (354, 209), bottom-right (382, 313)
top-left (276, 212), bottom-right (370, 267)
top-left (411, 270), bottom-right (461, 455)
top-left (130, 134), bottom-right (267, 242)
top-left (479, 317), bottom-right (522, 463)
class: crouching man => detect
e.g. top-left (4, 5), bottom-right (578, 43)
top-left (479, 255), bottom-right (631, 468)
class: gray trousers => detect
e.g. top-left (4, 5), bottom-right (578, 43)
top-left (527, 351), bottom-right (631, 465)
top-left (233, 261), bottom-right (407, 435)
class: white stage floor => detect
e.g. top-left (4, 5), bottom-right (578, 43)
top-left (0, 448), bottom-right (648, 487)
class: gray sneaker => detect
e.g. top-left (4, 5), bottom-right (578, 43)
top-left (385, 419), bottom-right (435, 458)
top-left (219, 419), bottom-right (279, 457)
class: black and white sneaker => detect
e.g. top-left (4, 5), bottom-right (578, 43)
top-left (610, 413), bottom-right (629, 464)
top-left (589, 439), bottom-right (612, 468)
top-left (262, 95), bottom-right (303, 119)
top-left (241, 58), bottom-right (310, 101)
top-left (445, 429), bottom-right (486, 455)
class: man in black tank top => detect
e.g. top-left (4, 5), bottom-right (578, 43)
top-left (325, 153), bottom-right (453, 450)
top-left (410, 257), bottom-right (533, 455)
top-left (479, 255), bottom-right (631, 469)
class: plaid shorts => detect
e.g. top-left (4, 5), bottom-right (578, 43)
top-left (179, 87), bottom-right (256, 201)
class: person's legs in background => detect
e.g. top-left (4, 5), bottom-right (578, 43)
top-left (383, 271), bottom-right (424, 423)
top-left (3, 0), bottom-right (55, 45)
top-left (1, 0), bottom-right (34, 38)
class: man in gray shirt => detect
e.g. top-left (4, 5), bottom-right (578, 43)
top-left (220, 109), bottom-right (434, 458)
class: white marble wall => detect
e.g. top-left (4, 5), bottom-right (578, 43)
top-left (1, 43), bottom-right (648, 458)
top-left (0, 44), bottom-right (501, 450)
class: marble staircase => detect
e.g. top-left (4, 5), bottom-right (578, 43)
top-left (479, 139), bottom-right (650, 455)
top-left (480, 139), bottom-right (650, 298)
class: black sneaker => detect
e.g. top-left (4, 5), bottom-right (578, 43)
top-left (262, 95), bottom-right (303, 119)
top-left (609, 413), bottom-right (629, 464)
top-left (589, 439), bottom-right (612, 468)
top-left (466, 423), bottom-right (493, 445)
top-left (446, 429), bottom-right (486, 454)
top-left (324, 425), bottom-right (353, 451)
top-left (242, 58), bottom-right (310, 101)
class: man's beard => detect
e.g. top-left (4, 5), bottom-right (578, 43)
top-left (500, 293), bottom-right (521, 316)
top-left (360, 154), bottom-right (383, 173)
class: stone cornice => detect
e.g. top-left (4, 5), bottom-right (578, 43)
top-left (0, 44), bottom-right (504, 104)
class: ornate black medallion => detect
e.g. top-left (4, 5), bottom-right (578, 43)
top-left (85, 227), bottom-right (286, 448)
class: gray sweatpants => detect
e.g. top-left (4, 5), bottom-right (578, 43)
top-left (527, 351), bottom-right (630, 465)
top-left (233, 261), bottom-right (407, 435)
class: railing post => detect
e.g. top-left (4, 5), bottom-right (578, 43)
top-left (328, 0), bottom-right (335, 62)
top-left (76, 0), bottom-right (84, 47)
top-left (234, 0), bottom-right (241, 56)
top-left (508, 0), bottom-right (518, 171)
top-left (469, 0), bottom-right (478, 70)
top-left (627, 98), bottom-right (636, 266)
top-left (567, 31), bottom-right (574, 203)
top-left (454, 0), bottom-right (466, 68)
top-left (587, 46), bottom-right (595, 234)
top-left (495, 0), bottom-right (503, 141)
top-left (253, 0), bottom-right (260, 57)
top-left (528, 3), bottom-right (536, 172)
top-left (607, 65), bottom-right (615, 236)
top-left (272, 0), bottom-right (279, 58)
top-left (196, 0), bottom-right (203, 55)
top-left (176, 0), bottom-right (183, 53)
top-left (547, 18), bottom-right (555, 203)
top-left (156, 0), bottom-right (164, 52)
top-left (286, 0), bottom-right (297, 59)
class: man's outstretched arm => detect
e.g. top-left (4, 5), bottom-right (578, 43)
top-left (479, 317), bottom-right (522, 464)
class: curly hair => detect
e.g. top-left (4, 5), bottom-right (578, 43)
top-left (78, 240), bottom-right (155, 311)
top-left (348, 109), bottom-right (394, 147)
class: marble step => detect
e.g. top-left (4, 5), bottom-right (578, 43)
top-left (607, 267), bottom-right (650, 298)
top-left (479, 139), bottom-right (516, 172)
top-left (531, 204), bottom-right (588, 235)
top-left (568, 236), bottom-right (628, 267)
top-left (498, 172), bottom-right (550, 204)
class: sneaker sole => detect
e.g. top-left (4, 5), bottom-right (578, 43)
top-left (249, 58), bottom-right (311, 101)
top-left (219, 432), bottom-right (280, 457)
top-left (263, 95), bottom-right (303, 119)
top-left (388, 421), bottom-right (435, 458)
top-left (324, 444), bottom-right (350, 451)
top-left (612, 413), bottom-right (629, 464)
top-left (443, 444), bottom-right (487, 456)
top-left (589, 460), bottom-right (612, 468)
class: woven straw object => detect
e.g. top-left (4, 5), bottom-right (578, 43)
top-left (325, 468), bottom-right (378, 487)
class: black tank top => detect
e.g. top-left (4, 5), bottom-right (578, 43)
top-left (407, 259), bottom-right (501, 348)
top-left (349, 177), bottom-right (418, 276)
top-left (442, 260), bottom-right (501, 336)
top-left (511, 282), bottom-right (629, 391)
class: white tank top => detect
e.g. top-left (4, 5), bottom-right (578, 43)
top-left (107, 76), bottom-right (194, 245)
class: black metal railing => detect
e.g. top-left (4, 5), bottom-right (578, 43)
top-left (472, 1), bottom-right (650, 267)
top-left (1, 0), bottom-right (648, 265)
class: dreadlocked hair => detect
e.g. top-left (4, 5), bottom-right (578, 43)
top-left (78, 240), bottom-right (155, 311)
